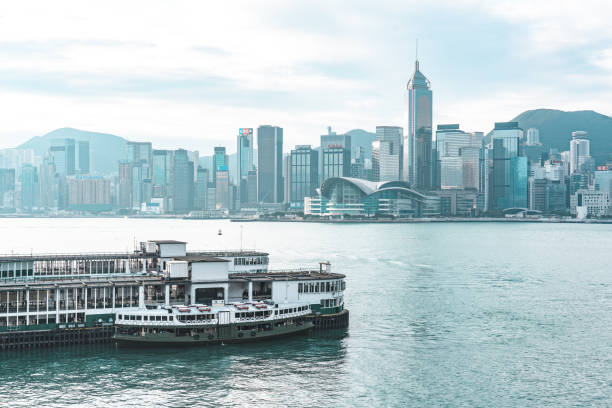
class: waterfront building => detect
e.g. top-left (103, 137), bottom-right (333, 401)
top-left (237, 128), bottom-right (254, 205)
top-left (545, 181), bottom-right (567, 214)
top-left (67, 176), bottom-right (112, 211)
top-left (372, 126), bottom-right (402, 182)
top-left (491, 122), bottom-right (527, 210)
top-left (77, 141), bottom-right (90, 174)
top-left (195, 167), bottom-right (208, 210)
top-left (434, 189), bottom-right (480, 216)
top-left (594, 166), bottom-right (612, 193)
top-left (404, 58), bottom-right (433, 190)
top-left (311, 177), bottom-right (440, 217)
top-left (257, 125), bottom-right (283, 203)
top-left (50, 138), bottom-right (76, 176)
top-left (215, 167), bottom-right (230, 210)
top-left (212, 147), bottom-right (228, 185)
top-left (528, 178), bottom-right (547, 212)
top-left (290, 145), bottom-right (318, 209)
top-left (569, 131), bottom-right (591, 175)
top-left (172, 149), bottom-right (194, 213)
top-left (321, 128), bottom-right (351, 184)
top-left (570, 189), bottom-right (609, 218)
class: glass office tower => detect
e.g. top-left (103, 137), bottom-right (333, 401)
top-left (290, 145), bottom-right (318, 208)
top-left (492, 122), bottom-right (527, 210)
top-left (237, 128), bottom-right (254, 204)
top-left (404, 59), bottom-right (433, 190)
top-left (257, 125), bottom-right (283, 203)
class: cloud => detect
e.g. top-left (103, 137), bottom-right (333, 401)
top-left (0, 0), bottom-right (610, 154)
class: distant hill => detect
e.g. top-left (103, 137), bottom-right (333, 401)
top-left (18, 127), bottom-right (127, 175)
top-left (509, 109), bottom-right (612, 164)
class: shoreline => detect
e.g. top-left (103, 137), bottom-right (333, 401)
top-left (0, 214), bottom-right (610, 224)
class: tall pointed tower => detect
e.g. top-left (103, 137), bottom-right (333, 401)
top-left (404, 58), bottom-right (433, 190)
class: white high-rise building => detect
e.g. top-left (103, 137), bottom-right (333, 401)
top-left (526, 128), bottom-right (541, 146)
top-left (372, 126), bottom-right (403, 181)
top-left (569, 131), bottom-right (591, 174)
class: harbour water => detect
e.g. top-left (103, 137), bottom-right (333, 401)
top-left (1, 218), bottom-right (611, 407)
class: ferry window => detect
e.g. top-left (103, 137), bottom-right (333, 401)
top-left (298, 283), bottom-right (303, 293)
top-left (169, 316), bottom-right (173, 321)
top-left (275, 310), bottom-right (278, 315)
top-left (162, 316), bottom-right (167, 321)
top-left (136, 316), bottom-right (142, 321)
top-left (342, 281), bottom-right (346, 290)
top-left (326, 282), bottom-right (330, 292)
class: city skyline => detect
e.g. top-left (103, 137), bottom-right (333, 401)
top-left (1, 1), bottom-right (612, 153)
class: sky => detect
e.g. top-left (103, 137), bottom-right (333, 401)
top-left (0, 0), bottom-right (611, 154)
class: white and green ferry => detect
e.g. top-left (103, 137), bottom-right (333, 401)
top-left (0, 239), bottom-right (347, 349)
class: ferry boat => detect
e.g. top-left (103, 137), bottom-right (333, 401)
top-left (0, 239), bottom-right (348, 349)
top-left (114, 302), bottom-right (313, 345)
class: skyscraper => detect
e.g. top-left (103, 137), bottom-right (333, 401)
top-left (50, 139), bottom-right (76, 176)
top-left (257, 125), bottom-right (283, 203)
top-left (491, 122), bottom-right (527, 210)
top-left (569, 131), bottom-right (591, 174)
top-left (172, 149), bottom-right (194, 213)
top-left (237, 128), bottom-right (254, 204)
top-left (434, 124), bottom-right (473, 190)
top-left (212, 147), bottom-right (228, 184)
top-left (215, 166), bottom-right (230, 210)
top-left (526, 128), bottom-right (541, 146)
top-left (320, 128), bottom-right (351, 183)
top-left (152, 149), bottom-right (172, 198)
top-left (372, 126), bottom-right (403, 182)
top-left (117, 160), bottom-right (132, 210)
top-left (20, 164), bottom-right (39, 210)
top-left (195, 166), bottom-right (209, 210)
top-left (0, 168), bottom-right (15, 209)
top-left (404, 59), bottom-right (433, 190)
top-left (77, 141), bottom-right (90, 174)
top-left (290, 145), bottom-right (319, 208)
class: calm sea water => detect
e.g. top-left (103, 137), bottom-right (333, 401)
top-left (0, 218), bottom-right (611, 407)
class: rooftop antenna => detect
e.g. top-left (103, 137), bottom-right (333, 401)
top-left (415, 38), bottom-right (419, 69)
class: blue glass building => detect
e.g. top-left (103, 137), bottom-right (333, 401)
top-left (404, 59), bottom-right (433, 190)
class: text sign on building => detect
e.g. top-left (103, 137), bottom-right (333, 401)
top-left (239, 128), bottom-right (253, 136)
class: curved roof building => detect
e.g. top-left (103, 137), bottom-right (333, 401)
top-left (311, 177), bottom-right (440, 217)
